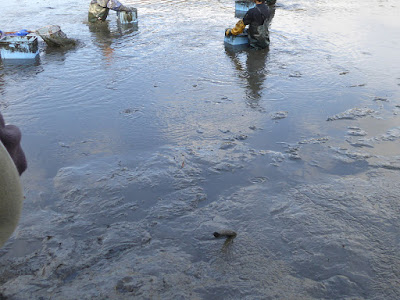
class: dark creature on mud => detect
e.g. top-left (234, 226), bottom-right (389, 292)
top-left (213, 230), bottom-right (237, 239)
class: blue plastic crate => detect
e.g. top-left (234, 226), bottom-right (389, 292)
top-left (0, 34), bottom-right (39, 60)
top-left (235, 0), bottom-right (256, 12)
top-left (224, 32), bottom-right (249, 46)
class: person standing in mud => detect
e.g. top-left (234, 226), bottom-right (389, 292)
top-left (88, 0), bottom-right (135, 23)
top-left (0, 112), bottom-right (27, 248)
top-left (226, 0), bottom-right (272, 49)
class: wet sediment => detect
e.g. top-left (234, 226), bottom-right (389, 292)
top-left (1, 0), bottom-right (400, 298)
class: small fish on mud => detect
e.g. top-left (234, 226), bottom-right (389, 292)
top-left (213, 230), bottom-right (237, 239)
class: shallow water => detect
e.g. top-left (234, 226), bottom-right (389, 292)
top-left (1, 0), bottom-right (400, 299)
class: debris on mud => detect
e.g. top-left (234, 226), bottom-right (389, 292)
top-left (285, 146), bottom-right (301, 160)
top-left (327, 108), bottom-right (376, 121)
top-left (298, 137), bottom-right (329, 144)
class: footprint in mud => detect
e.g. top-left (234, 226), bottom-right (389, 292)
top-left (347, 127), bottom-right (367, 137)
top-left (289, 72), bottom-right (302, 78)
top-left (219, 129), bottom-right (231, 134)
top-left (271, 111), bottom-right (288, 120)
top-left (249, 176), bottom-right (268, 184)
top-left (115, 277), bottom-right (143, 294)
top-left (58, 142), bottom-right (70, 148)
top-left (0, 101), bottom-right (9, 109)
top-left (121, 108), bottom-right (140, 114)
top-left (346, 140), bottom-right (374, 148)
top-left (220, 142), bottom-right (236, 150)
top-left (234, 134), bottom-right (248, 141)
top-left (349, 83), bottom-right (366, 87)
top-left (373, 97), bottom-right (388, 102)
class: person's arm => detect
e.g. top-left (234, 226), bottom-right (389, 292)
top-left (242, 10), bottom-right (253, 26)
top-left (106, 0), bottom-right (132, 12)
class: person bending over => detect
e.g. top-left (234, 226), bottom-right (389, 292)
top-left (88, 0), bottom-right (135, 23)
top-left (226, 0), bottom-right (271, 49)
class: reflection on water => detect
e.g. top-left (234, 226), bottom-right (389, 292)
top-left (0, 58), bottom-right (43, 102)
top-left (0, 56), bottom-right (41, 68)
top-left (88, 20), bottom-right (138, 64)
top-left (225, 47), bottom-right (270, 108)
top-left (88, 22), bottom-right (116, 64)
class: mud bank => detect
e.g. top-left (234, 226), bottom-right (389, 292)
top-left (1, 0), bottom-right (400, 298)
top-left (0, 140), bottom-right (400, 299)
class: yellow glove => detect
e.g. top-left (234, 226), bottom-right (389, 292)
top-left (225, 29), bottom-right (232, 36)
top-left (231, 20), bottom-right (245, 35)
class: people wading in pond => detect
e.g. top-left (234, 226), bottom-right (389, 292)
top-left (88, 0), bottom-right (135, 23)
top-left (226, 0), bottom-right (272, 49)
top-left (0, 112), bottom-right (27, 248)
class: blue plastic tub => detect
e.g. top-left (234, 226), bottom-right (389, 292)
top-left (0, 34), bottom-right (39, 60)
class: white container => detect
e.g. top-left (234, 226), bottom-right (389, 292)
top-left (235, 0), bottom-right (255, 12)
top-left (0, 34), bottom-right (39, 60)
top-left (224, 32), bottom-right (249, 46)
top-left (117, 9), bottom-right (138, 24)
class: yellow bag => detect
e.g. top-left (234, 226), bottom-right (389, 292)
top-left (231, 20), bottom-right (245, 35)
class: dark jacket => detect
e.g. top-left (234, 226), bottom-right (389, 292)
top-left (243, 3), bottom-right (270, 27)
top-left (243, 4), bottom-right (271, 49)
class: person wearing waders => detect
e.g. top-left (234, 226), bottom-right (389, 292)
top-left (88, 0), bottom-right (135, 22)
top-left (226, 0), bottom-right (271, 49)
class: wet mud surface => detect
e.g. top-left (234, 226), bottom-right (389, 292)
top-left (1, 0), bottom-right (400, 299)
